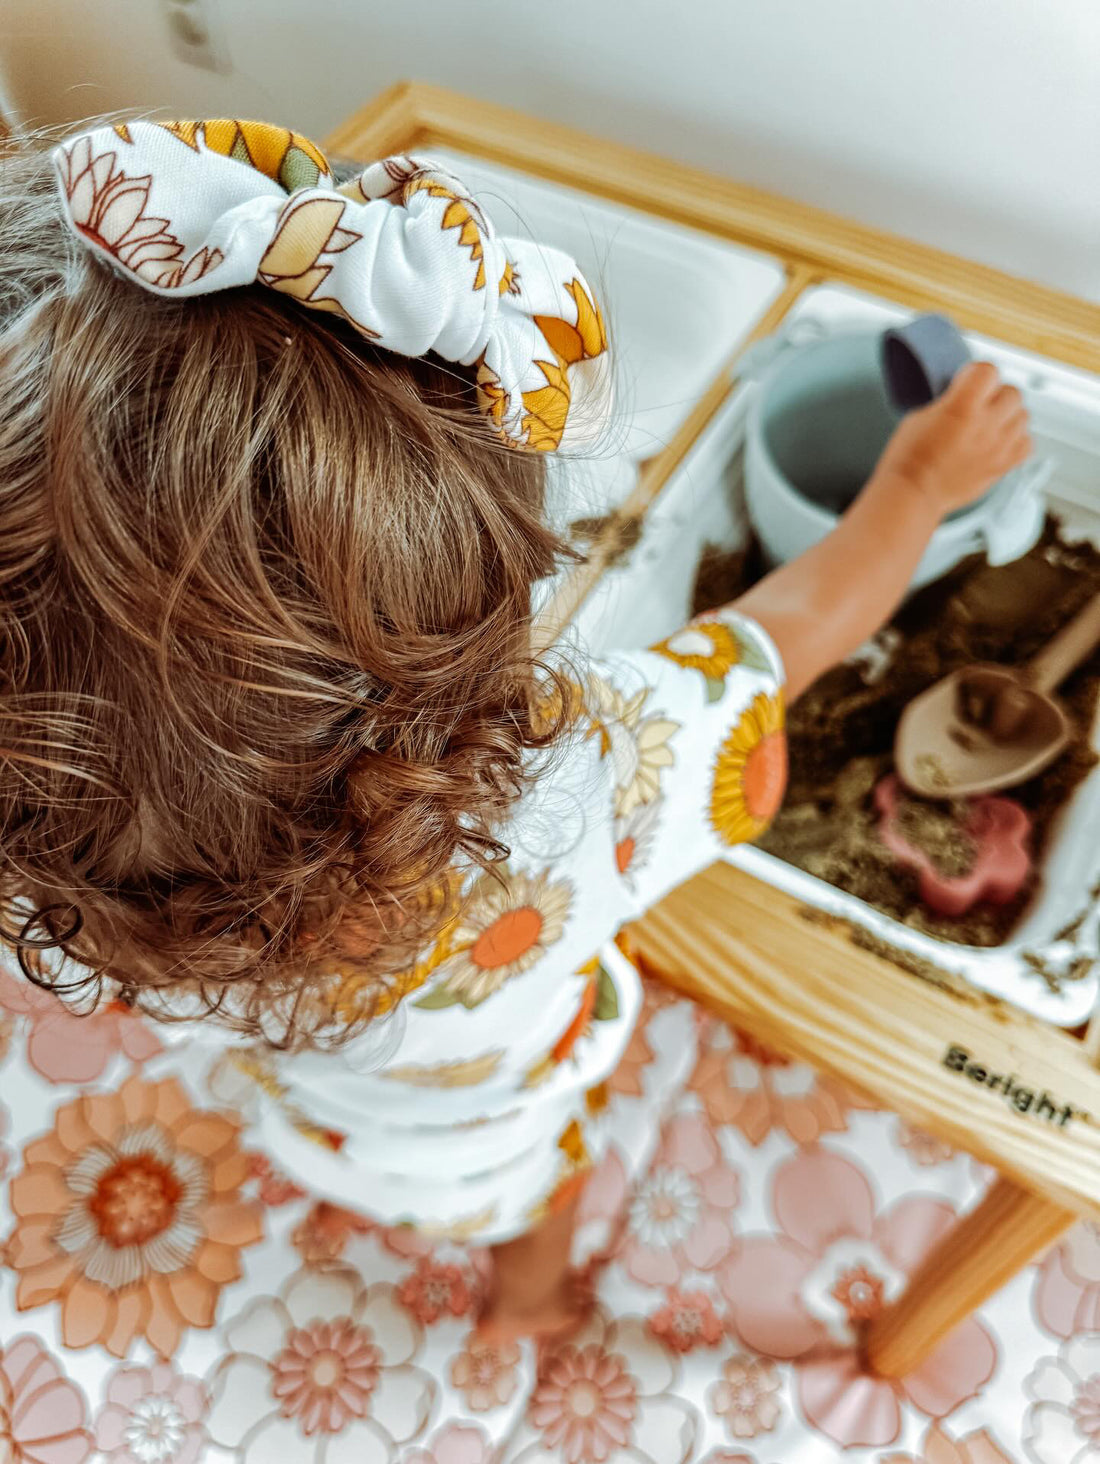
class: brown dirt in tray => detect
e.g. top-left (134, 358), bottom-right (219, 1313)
top-left (893, 797), bottom-right (978, 878)
top-left (691, 518), bottom-right (1100, 947)
top-left (691, 541), bottom-right (764, 616)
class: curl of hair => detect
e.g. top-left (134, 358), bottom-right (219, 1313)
top-left (0, 134), bottom-right (577, 1047)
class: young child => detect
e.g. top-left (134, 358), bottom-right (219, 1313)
top-left (0, 117), bottom-right (1030, 1341)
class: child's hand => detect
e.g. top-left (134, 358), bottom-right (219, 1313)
top-left (738, 360), bottom-right (1034, 700)
top-left (873, 361), bottom-right (1032, 517)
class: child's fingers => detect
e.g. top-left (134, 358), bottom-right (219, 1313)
top-left (948, 360), bottom-right (1001, 405)
top-left (999, 427), bottom-right (1032, 471)
top-left (989, 382), bottom-right (1027, 425)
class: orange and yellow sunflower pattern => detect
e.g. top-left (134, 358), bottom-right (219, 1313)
top-left (711, 691), bottom-right (788, 844)
top-left (54, 118), bottom-right (610, 451)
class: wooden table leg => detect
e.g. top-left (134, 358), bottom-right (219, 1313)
top-left (864, 1175), bottom-right (1077, 1378)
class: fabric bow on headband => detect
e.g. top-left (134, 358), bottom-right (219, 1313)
top-left (53, 118), bottom-right (610, 452)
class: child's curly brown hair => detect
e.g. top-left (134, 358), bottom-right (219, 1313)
top-left (0, 138), bottom-right (574, 1045)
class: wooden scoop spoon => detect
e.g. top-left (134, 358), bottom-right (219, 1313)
top-left (895, 592), bottom-right (1100, 798)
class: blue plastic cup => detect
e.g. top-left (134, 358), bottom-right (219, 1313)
top-left (881, 313), bottom-right (971, 411)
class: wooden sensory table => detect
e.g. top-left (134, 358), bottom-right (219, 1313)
top-left (327, 82), bottom-right (1100, 1377)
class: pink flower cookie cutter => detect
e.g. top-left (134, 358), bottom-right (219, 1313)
top-left (874, 774), bottom-right (1032, 917)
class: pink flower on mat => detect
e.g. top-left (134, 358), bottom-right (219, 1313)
top-left (0, 968), bottom-right (161, 1084)
top-left (378, 1221), bottom-right (436, 1260)
top-left (398, 1259), bottom-right (475, 1325)
top-left (648, 1289), bottom-right (725, 1353)
top-left (707, 1354), bottom-right (781, 1439)
top-left (619, 1112), bottom-right (739, 1287)
top-left (882, 1419), bottom-right (1017, 1463)
top-left (406, 1423), bottom-right (498, 1464)
top-left (449, 1339), bottom-right (521, 1413)
top-left (721, 1149), bottom-right (996, 1450)
top-left (270, 1318), bottom-right (381, 1434)
top-left (0, 1334), bottom-right (92, 1464)
top-left (1034, 1222), bottom-right (1100, 1338)
top-left (94, 1361), bottom-right (208, 1464)
top-left (689, 1024), bottom-right (870, 1147)
top-left (574, 1148), bottom-right (630, 1265)
top-left (607, 1007), bottom-right (655, 1098)
top-left (507, 1311), bottom-right (697, 1464)
top-left (607, 982), bottom-right (671, 1097)
top-left (531, 1345), bottom-right (636, 1463)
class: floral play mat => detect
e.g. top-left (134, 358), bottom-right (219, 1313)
top-left (0, 966), bottom-right (1093, 1464)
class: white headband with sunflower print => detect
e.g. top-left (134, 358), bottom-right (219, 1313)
top-left (53, 118), bottom-right (609, 452)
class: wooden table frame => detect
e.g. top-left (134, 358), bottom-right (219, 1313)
top-left (327, 82), bottom-right (1100, 1376)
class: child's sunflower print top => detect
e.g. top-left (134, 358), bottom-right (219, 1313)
top-left (166, 609), bottom-right (786, 1244)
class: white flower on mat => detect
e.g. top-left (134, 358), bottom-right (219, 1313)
top-left (1025, 1333), bottom-right (1100, 1464)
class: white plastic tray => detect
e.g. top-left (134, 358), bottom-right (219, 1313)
top-left (573, 283), bottom-right (1100, 1026)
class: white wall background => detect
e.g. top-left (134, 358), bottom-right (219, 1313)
top-left (3, 0), bottom-right (1098, 300)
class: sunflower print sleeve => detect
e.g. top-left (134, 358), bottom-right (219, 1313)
top-left (590, 607), bottom-right (787, 916)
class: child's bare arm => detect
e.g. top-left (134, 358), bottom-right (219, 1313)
top-left (736, 362), bottom-right (1031, 700)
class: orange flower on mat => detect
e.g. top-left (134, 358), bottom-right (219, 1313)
top-left (291, 1200), bottom-right (372, 1266)
top-left (531, 1343), bottom-right (637, 1461)
top-left (246, 1152), bottom-right (306, 1206)
top-left (449, 1338), bottom-right (521, 1413)
top-left (709, 692), bottom-right (787, 845)
top-left (513, 1313), bottom-right (695, 1463)
top-left (608, 1020), bottom-right (654, 1099)
top-left (882, 1420), bottom-right (1016, 1464)
top-left (690, 1025), bottom-right (872, 1146)
top-left (398, 1258), bottom-right (475, 1326)
top-left (648, 1288), bottom-right (725, 1354)
top-left (6, 1075), bottom-right (263, 1358)
top-left (608, 982), bottom-right (673, 1098)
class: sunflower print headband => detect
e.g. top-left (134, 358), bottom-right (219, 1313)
top-left (53, 118), bottom-right (610, 452)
